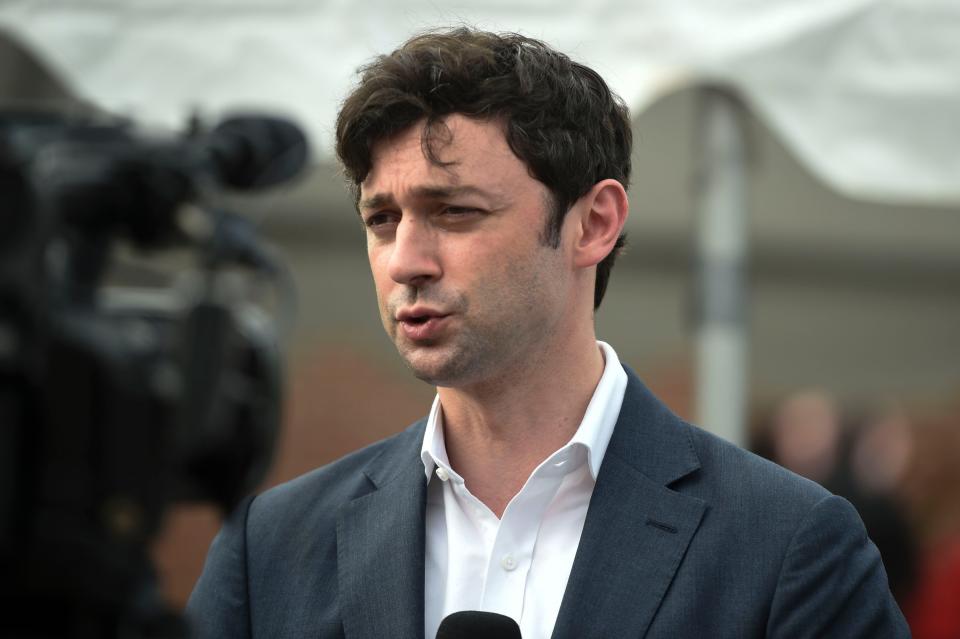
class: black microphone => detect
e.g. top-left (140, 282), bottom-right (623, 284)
top-left (436, 611), bottom-right (522, 639)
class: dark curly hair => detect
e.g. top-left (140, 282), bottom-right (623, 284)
top-left (335, 27), bottom-right (631, 309)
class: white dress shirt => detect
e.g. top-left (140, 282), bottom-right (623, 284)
top-left (420, 341), bottom-right (628, 639)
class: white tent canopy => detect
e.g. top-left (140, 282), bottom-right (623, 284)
top-left (2, 0), bottom-right (959, 205)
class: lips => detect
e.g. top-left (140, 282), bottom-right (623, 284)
top-left (396, 307), bottom-right (450, 341)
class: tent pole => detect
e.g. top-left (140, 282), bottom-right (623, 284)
top-left (694, 86), bottom-right (748, 446)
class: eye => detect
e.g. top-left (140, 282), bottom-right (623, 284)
top-left (364, 211), bottom-right (399, 229)
top-left (442, 206), bottom-right (481, 217)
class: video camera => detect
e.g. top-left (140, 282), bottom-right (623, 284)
top-left (0, 100), bottom-right (307, 636)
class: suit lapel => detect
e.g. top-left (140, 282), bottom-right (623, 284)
top-left (337, 423), bottom-right (428, 639)
top-left (552, 370), bottom-right (707, 639)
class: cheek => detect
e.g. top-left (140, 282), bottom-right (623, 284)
top-left (367, 248), bottom-right (391, 292)
top-left (367, 266), bottom-right (395, 332)
top-left (470, 247), bottom-right (544, 307)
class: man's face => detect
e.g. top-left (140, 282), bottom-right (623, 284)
top-left (359, 115), bottom-right (575, 388)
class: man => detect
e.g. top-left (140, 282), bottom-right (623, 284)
top-left (188, 28), bottom-right (909, 638)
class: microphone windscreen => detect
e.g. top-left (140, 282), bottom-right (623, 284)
top-left (436, 611), bottom-right (522, 639)
top-left (207, 115), bottom-right (308, 190)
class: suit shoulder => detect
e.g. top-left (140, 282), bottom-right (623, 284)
top-left (247, 418), bottom-right (426, 531)
top-left (681, 420), bottom-right (831, 511)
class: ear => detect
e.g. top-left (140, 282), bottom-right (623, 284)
top-left (571, 179), bottom-right (629, 269)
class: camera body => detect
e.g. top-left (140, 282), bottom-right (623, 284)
top-left (0, 111), bottom-right (299, 636)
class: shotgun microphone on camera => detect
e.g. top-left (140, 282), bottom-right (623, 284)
top-left (2, 112), bottom-right (307, 249)
top-left (197, 115), bottom-right (308, 190)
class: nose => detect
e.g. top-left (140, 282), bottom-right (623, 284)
top-left (387, 216), bottom-right (442, 286)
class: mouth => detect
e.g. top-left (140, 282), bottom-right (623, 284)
top-left (395, 308), bottom-right (451, 341)
top-left (396, 308), bottom-right (448, 324)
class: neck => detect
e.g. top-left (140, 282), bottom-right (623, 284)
top-left (437, 330), bottom-right (605, 517)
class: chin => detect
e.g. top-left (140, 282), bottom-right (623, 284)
top-left (396, 337), bottom-right (496, 388)
top-left (405, 361), bottom-right (459, 387)
top-left (402, 352), bottom-right (470, 387)
top-left (407, 357), bottom-right (503, 391)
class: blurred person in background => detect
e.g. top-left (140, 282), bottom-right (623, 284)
top-left (770, 390), bottom-right (842, 485)
top-left (767, 391), bottom-right (917, 607)
top-left (847, 409), bottom-right (918, 608)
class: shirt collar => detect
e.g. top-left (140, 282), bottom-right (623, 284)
top-left (419, 341), bottom-right (628, 482)
top-left (420, 395), bottom-right (455, 482)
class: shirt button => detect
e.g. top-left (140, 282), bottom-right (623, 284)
top-left (501, 554), bottom-right (517, 571)
top-left (435, 467), bottom-right (450, 481)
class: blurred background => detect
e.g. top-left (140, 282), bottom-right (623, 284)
top-left (2, 1), bottom-right (958, 636)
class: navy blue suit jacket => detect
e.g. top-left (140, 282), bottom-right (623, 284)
top-left (187, 367), bottom-right (909, 638)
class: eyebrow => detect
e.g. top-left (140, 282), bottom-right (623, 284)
top-left (358, 185), bottom-right (498, 213)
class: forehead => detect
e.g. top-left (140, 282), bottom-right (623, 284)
top-left (361, 115), bottom-right (530, 197)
